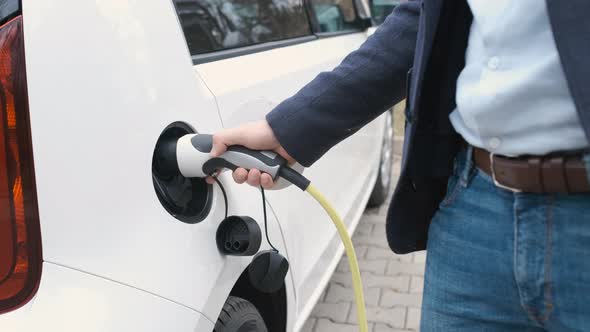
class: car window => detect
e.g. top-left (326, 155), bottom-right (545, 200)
top-left (308, 0), bottom-right (363, 33)
top-left (371, 0), bottom-right (401, 25)
top-left (173, 0), bottom-right (312, 56)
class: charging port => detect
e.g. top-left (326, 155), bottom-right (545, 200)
top-left (152, 122), bottom-right (212, 224)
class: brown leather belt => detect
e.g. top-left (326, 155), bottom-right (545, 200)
top-left (472, 146), bottom-right (590, 193)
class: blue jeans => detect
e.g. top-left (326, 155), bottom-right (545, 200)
top-left (421, 147), bottom-right (590, 331)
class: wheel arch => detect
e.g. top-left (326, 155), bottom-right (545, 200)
top-left (228, 267), bottom-right (288, 332)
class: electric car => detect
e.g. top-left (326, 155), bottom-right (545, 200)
top-left (0, 0), bottom-right (395, 331)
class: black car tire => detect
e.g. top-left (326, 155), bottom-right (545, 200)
top-left (368, 109), bottom-right (395, 208)
top-left (214, 296), bottom-right (268, 332)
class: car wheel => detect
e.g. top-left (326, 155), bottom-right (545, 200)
top-left (214, 296), bottom-right (268, 332)
top-left (367, 109), bottom-right (394, 208)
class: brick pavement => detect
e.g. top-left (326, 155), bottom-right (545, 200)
top-left (303, 144), bottom-right (426, 332)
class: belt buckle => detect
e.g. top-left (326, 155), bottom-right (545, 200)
top-left (489, 153), bottom-right (522, 193)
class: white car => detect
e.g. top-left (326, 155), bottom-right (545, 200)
top-left (0, 0), bottom-right (394, 331)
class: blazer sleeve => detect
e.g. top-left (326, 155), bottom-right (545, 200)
top-left (266, 1), bottom-right (420, 167)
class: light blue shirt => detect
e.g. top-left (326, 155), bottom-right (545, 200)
top-left (450, 0), bottom-right (589, 156)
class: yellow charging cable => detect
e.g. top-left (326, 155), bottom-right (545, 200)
top-left (306, 184), bottom-right (369, 332)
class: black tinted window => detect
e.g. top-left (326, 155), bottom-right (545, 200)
top-left (174, 0), bottom-right (311, 55)
top-left (309, 0), bottom-right (362, 33)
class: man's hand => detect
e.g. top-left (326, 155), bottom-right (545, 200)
top-left (207, 120), bottom-right (294, 189)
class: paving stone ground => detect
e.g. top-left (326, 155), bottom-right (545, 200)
top-left (303, 139), bottom-right (425, 332)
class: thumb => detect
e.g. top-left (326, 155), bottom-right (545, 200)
top-left (210, 133), bottom-right (228, 157)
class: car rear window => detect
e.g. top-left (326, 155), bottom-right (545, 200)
top-left (173, 0), bottom-right (312, 56)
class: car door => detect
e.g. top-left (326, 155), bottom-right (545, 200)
top-left (172, 0), bottom-right (384, 325)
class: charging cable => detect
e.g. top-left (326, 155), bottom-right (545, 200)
top-left (278, 168), bottom-right (369, 332)
top-left (260, 187), bottom-right (279, 252)
top-left (305, 184), bottom-right (368, 332)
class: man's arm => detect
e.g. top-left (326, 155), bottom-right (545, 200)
top-left (266, 1), bottom-right (420, 167)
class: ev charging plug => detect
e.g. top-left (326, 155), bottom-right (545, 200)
top-left (176, 134), bottom-right (310, 190)
top-left (177, 134), bottom-right (286, 179)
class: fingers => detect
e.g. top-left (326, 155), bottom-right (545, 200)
top-left (233, 168), bottom-right (248, 184)
top-left (247, 168), bottom-right (262, 187)
top-left (213, 168), bottom-right (274, 188)
top-left (260, 173), bottom-right (275, 189)
top-left (247, 170), bottom-right (275, 189)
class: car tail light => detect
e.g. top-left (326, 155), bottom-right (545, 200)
top-left (0, 15), bottom-right (42, 314)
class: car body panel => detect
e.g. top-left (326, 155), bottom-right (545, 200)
top-left (0, 263), bottom-right (213, 332)
top-left (20, 0), bottom-right (293, 324)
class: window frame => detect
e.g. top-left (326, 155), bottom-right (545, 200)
top-left (191, 35), bottom-right (318, 65)
top-left (178, 0), bottom-right (373, 65)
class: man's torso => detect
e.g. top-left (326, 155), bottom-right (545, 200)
top-left (389, 0), bottom-right (590, 254)
top-left (450, 0), bottom-right (588, 156)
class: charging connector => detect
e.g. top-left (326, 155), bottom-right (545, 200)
top-left (278, 167), bottom-right (311, 191)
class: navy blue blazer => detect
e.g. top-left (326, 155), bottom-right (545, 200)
top-left (267, 0), bottom-right (590, 254)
